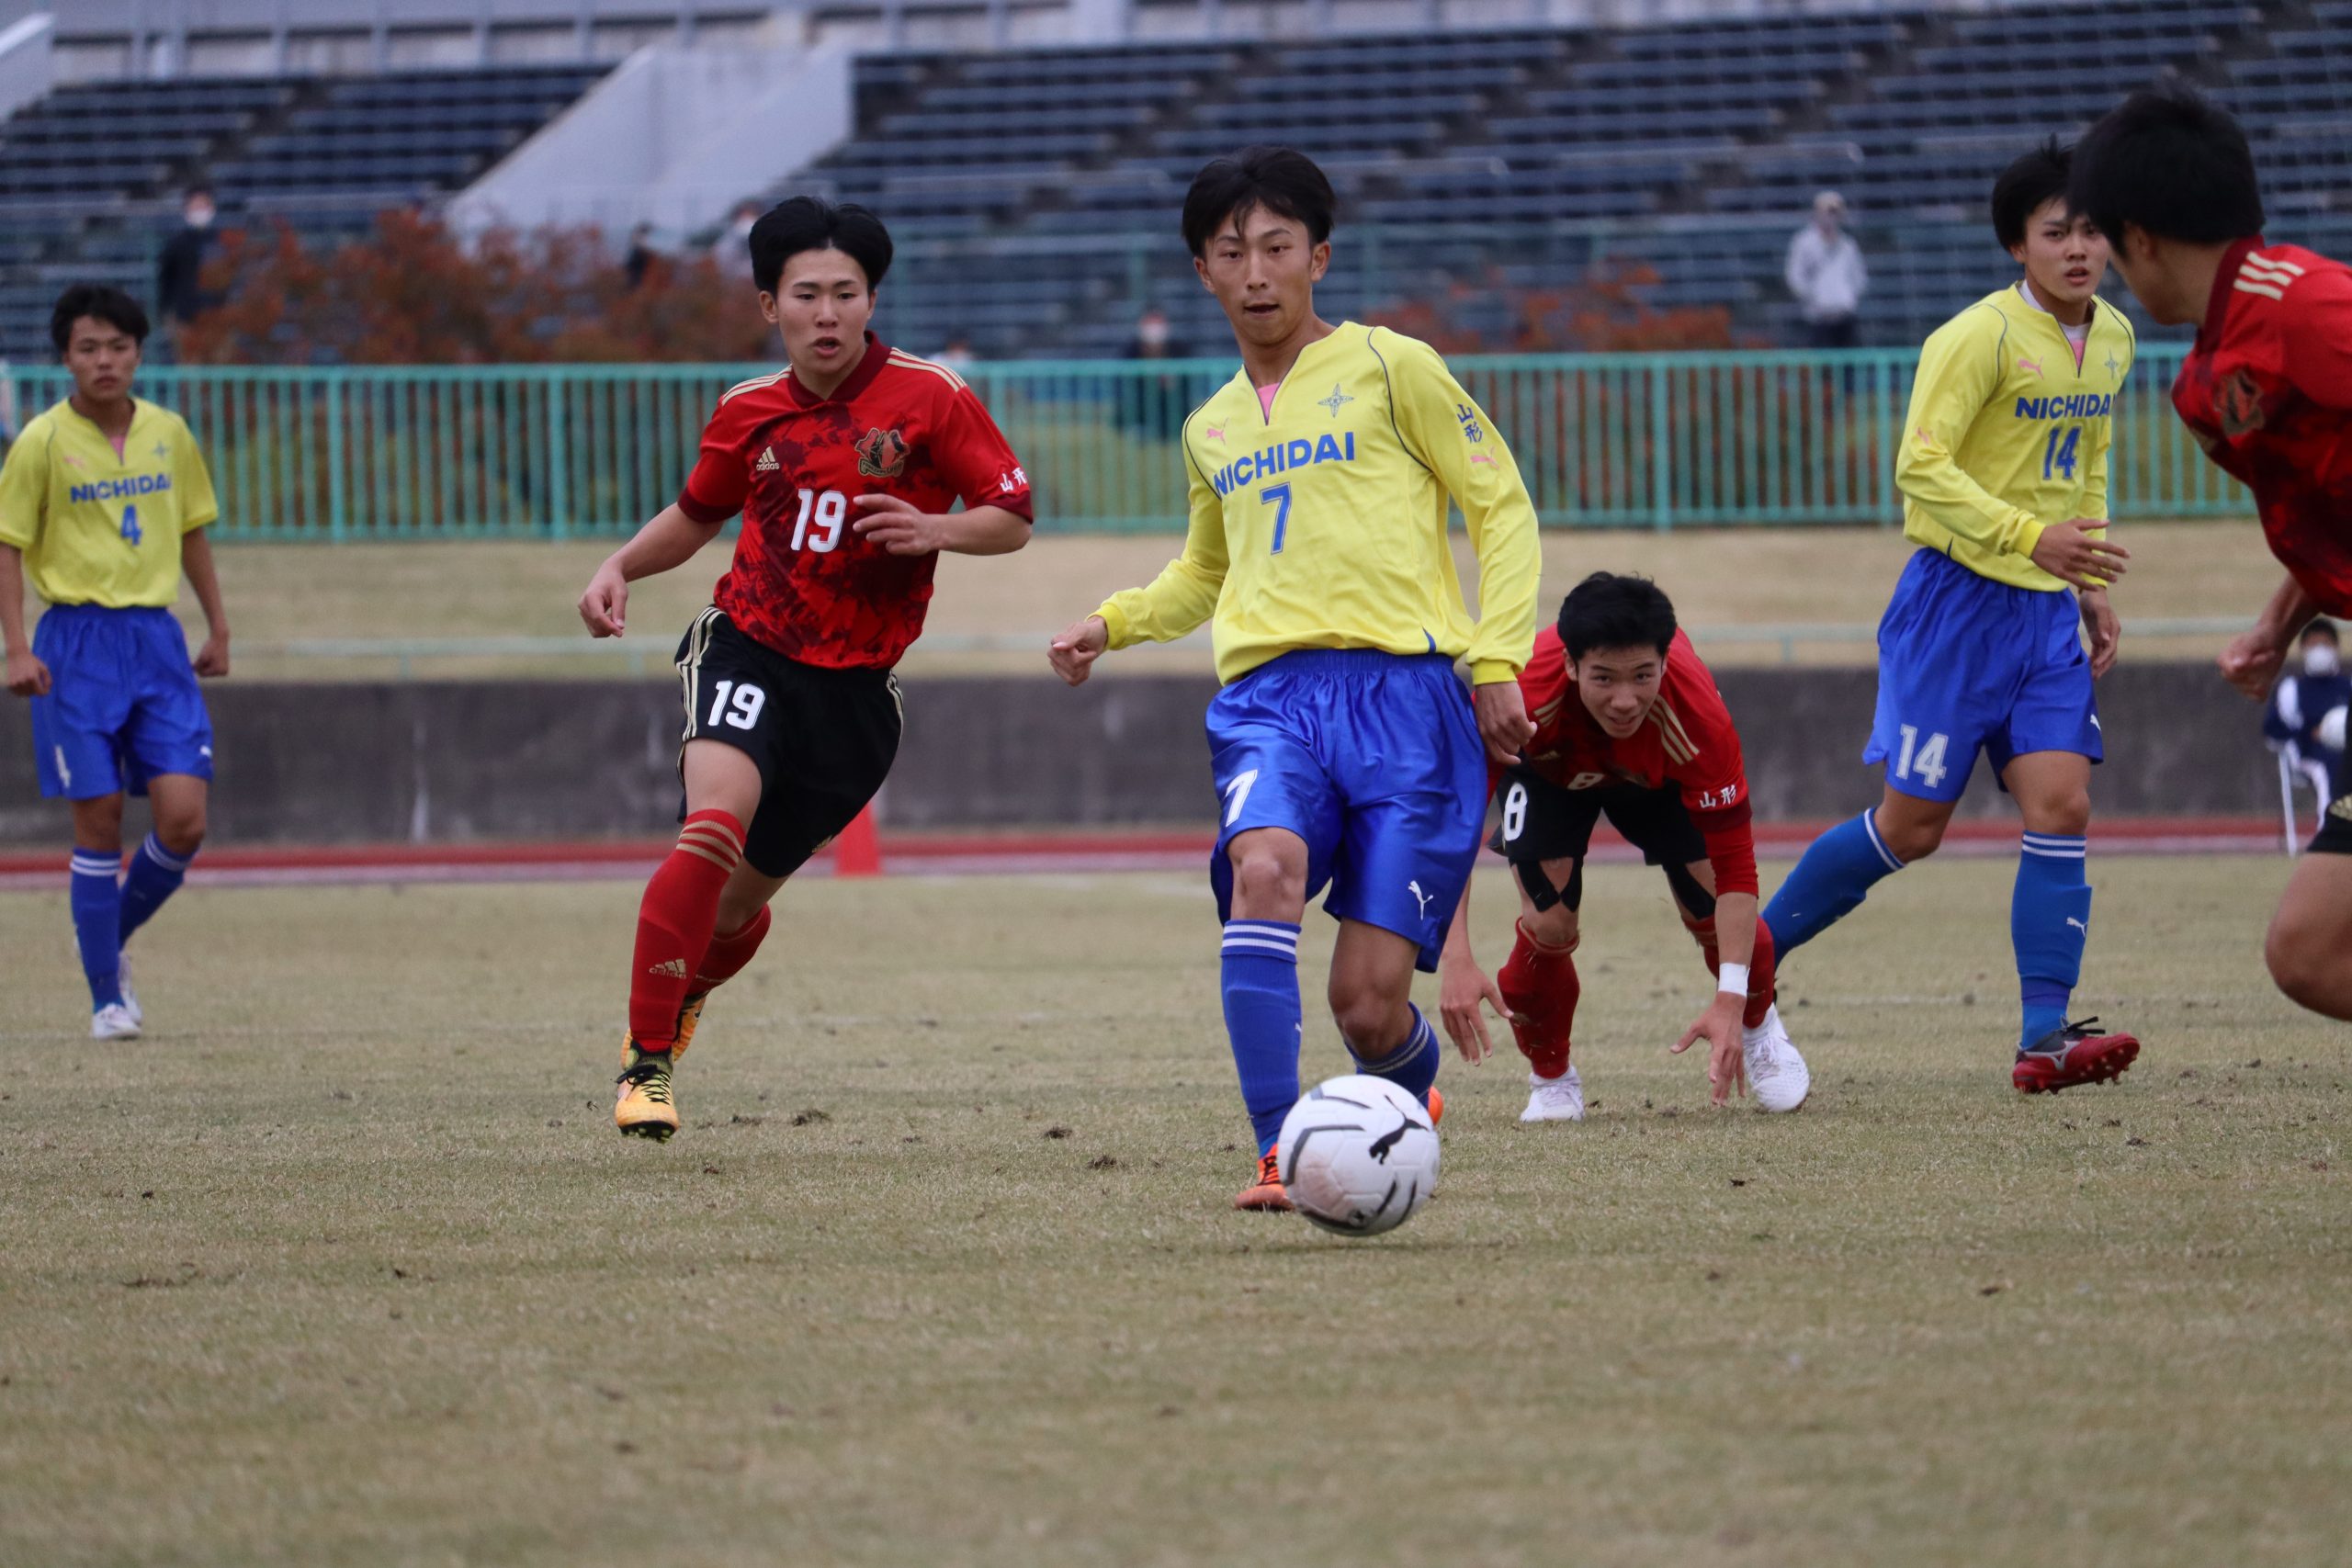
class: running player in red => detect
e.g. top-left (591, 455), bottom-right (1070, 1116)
top-left (2073, 85), bottom-right (2352, 1021)
top-left (577, 197), bottom-right (1035, 1137)
top-left (1437, 573), bottom-right (1811, 1119)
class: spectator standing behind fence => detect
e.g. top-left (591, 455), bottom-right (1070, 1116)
top-left (1121, 307), bottom-right (1193, 439)
top-left (2267, 618), bottom-right (2350, 802)
top-left (1787, 190), bottom-right (1868, 347)
top-left (153, 188), bottom-right (219, 350)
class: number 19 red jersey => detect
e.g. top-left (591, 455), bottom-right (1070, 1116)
top-left (676, 336), bottom-right (1034, 669)
top-left (2174, 238), bottom-right (2352, 616)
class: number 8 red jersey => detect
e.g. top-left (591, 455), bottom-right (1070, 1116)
top-left (676, 335), bottom-right (1035, 669)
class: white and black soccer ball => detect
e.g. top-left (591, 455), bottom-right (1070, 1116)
top-left (1276, 1075), bottom-right (1440, 1237)
top-left (2319, 704), bottom-right (2347, 755)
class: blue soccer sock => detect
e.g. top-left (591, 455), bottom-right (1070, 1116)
top-left (2014, 833), bottom-right (2091, 1049)
top-left (1762, 808), bottom-right (1907, 957)
top-left (1221, 920), bottom-right (1304, 1156)
top-left (70, 847), bottom-right (125, 1010)
top-left (1350, 1003), bottom-right (1442, 1108)
top-left (118, 833), bottom-right (194, 946)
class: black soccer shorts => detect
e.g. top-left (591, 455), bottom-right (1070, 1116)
top-left (673, 606), bottom-right (902, 878)
top-left (1487, 771), bottom-right (1709, 913)
top-left (2314, 791), bottom-right (2352, 856)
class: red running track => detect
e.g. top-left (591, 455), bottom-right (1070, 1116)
top-left (0, 818), bottom-right (2289, 892)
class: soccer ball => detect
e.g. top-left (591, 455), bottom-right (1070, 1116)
top-left (1276, 1075), bottom-right (1441, 1237)
top-left (2319, 704), bottom-right (2347, 754)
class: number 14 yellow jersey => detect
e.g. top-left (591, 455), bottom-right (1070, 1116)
top-left (1096, 323), bottom-right (1542, 686)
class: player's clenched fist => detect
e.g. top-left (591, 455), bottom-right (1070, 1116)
top-left (4, 647), bottom-right (49, 697)
top-left (1048, 615), bottom-right (1109, 686)
top-left (2028, 517), bottom-right (2131, 592)
top-left (1473, 678), bottom-right (1535, 765)
top-left (578, 562), bottom-right (629, 637)
top-left (2219, 626), bottom-right (2290, 701)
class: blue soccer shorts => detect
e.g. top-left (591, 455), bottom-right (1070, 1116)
top-left (29, 604), bottom-right (214, 801)
top-left (1864, 547), bottom-right (2100, 804)
top-left (1205, 649), bottom-right (1487, 971)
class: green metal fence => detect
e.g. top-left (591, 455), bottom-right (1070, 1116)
top-left (9, 346), bottom-right (2242, 538)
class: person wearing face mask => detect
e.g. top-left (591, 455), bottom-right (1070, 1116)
top-left (2266, 620), bottom-right (2350, 819)
top-left (154, 188), bottom-right (218, 345)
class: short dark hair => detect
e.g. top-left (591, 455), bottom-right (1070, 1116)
top-left (2069, 83), bottom-right (2265, 244)
top-left (1181, 146), bottom-right (1337, 257)
top-left (2304, 617), bottom-right (2340, 644)
top-left (1559, 572), bottom-right (1678, 660)
top-left (1991, 137), bottom-right (2073, 251)
top-left (51, 283), bottom-right (150, 354)
top-left (746, 197), bottom-right (892, 297)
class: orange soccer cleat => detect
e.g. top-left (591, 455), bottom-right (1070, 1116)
top-left (1234, 1149), bottom-right (1292, 1212)
top-left (1425, 1086), bottom-right (1444, 1125)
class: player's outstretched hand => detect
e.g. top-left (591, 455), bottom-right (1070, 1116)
top-left (852, 493), bottom-right (949, 556)
top-left (2220, 627), bottom-right (2290, 701)
top-left (1672, 993), bottom-right (1747, 1106)
top-left (2080, 588), bottom-right (2120, 679)
top-left (579, 561), bottom-right (629, 638)
top-left (1473, 679), bottom-right (1536, 766)
top-left (2029, 518), bottom-right (2130, 592)
top-left (1438, 955), bottom-right (1513, 1064)
top-left (3, 647), bottom-right (49, 697)
top-left (194, 630), bottom-right (231, 679)
top-left (1048, 615), bottom-right (1109, 687)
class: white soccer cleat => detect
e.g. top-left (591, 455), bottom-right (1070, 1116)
top-left (1521, 1066), bottom-right (1586, 1122)
top-left (1741, 1005), bottom-right (1810, 1112)
top-left (117, 953), bottom-right (142, 1028)
top-left (91, 1002), bottom-right (141, 1042)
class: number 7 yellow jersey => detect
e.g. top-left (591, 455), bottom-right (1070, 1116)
top-left (0, 398), bottom-right (219, 608)
top-left (1095, 322), bottom-right (1542, 686)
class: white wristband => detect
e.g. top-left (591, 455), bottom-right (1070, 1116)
top-left (1716, 962), bottom-right (1750, 998)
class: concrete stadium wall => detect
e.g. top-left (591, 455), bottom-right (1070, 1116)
top-left (0, 664), bottom-right (2281, 848)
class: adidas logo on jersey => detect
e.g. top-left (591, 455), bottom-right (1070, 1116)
top-left (755, 447), bottom-right (781, 473)
top-left (647, 957), bottom-right (689, 977)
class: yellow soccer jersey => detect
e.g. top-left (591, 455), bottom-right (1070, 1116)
top-left (0, 398), bottom-right (220, 608)
top-left (1896, 286), bottom-right (2135, 592)
top-left (1095, 323), bottom-right (1541, 685)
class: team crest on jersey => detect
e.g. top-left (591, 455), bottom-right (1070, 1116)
top-left (2216, 367), bottom-right (2268, 437)
top-left (855, 426), bottom-right (909, 479)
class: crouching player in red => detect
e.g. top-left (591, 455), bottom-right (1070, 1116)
top-left (578, 197), bottom-right (1034, 1138)
top-left (1438, 574), bottom-right (1811, 1117)
top-left (2073, 85), bottom-right (2352, 1021)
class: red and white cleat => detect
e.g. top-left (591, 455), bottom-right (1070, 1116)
top-left (2013, 1018), bottom-right (2141, 1094)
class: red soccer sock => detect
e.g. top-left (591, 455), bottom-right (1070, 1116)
top-left (628, 810), bottom-right (744, 1050)
top-left (694, 903), bottom-right (773, 991)
top-left (1683, 914), bottom-right (1778, 1030)
top-left (1498, 919), bottom-right (1580, 1079)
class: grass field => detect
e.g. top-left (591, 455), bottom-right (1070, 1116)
top-left (194, 520), bottom-right (2282, 680)
top-left (4, 854), bottom-right (2348, 1567)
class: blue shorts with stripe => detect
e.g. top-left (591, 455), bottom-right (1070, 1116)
top-left (1865, 548), bottom-right (2100, 804)
top-left (1205, 649), bottom-right (1486, 972)
top-left (29, 604), bottom-right (214, 800)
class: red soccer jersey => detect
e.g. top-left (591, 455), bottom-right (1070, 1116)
top-left (2174, 239), bottom-right (2352, 616)
top-left (677, 337), bottom-right (1034, 668)
top-left (1508, 626), bottom-right (1758, 896)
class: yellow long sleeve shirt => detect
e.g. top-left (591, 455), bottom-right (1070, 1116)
top-left (1095, 323), bottom-right (1543, 685)
top-left (1896, 285), bottom-right (2135, 591)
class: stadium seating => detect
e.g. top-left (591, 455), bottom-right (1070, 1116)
top-left (6, 0), bottom-right (2350, 359)
top-left (0, 64), bottom-right (606, 359)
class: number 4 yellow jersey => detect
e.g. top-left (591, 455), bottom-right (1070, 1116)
top-left (1096, 323), bottom-right (1542, 686)
top-left (0, 398), bottom-right (220, 608)
top-left (1896, 286), bottom-right (2135, 592)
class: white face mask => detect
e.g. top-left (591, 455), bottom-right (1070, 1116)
top-left (2305, 644), bottom-right (2343, 678)
top-left (186, 204), bottom-right (215, 229)
top-left (1138, 319), bottom-right (1170, 347)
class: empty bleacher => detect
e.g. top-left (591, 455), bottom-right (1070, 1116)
top-left (0, 63), bottom-right (607, 360)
